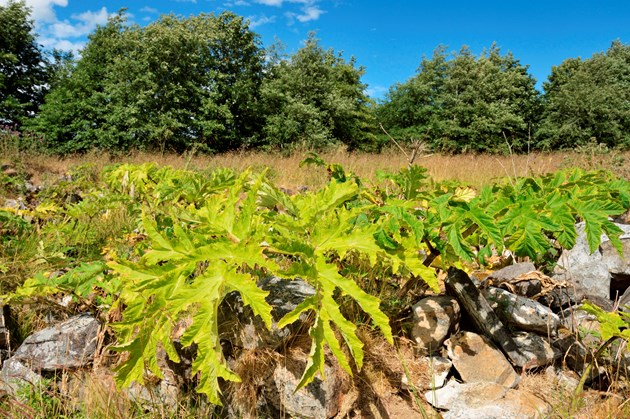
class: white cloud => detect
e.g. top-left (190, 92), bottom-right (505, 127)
top-left (295, 5), bottom-right (323, 22)
top-left (365, 85), bottom-right (388, 99)
top-left (255, 0), bottom-right (325, 24)
top-left (0, 0), bottom-right (68, 22)
top-left (50, 7), bottom-right (109, 39)
top-left (39, 36), bottom-right (84, 52)
top-left (255, 0), bottom-right (284, 5)
top-left (247, 14), bottom-right (276, 28)
top-left (254, 0), bottom-right (310, 6)
top-left (140, 6), bottom-right (158, 14)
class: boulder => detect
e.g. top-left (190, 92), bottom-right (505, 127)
top-left (545, 366), bottom-right (580, 392)
top-left (0, 358), bottom-right (43, 396)
top-left (425, 380), bottom-right (549, 419)
top-left (10, 315), bottom-right (100, 371)
top-left (0, 315), bottom-right (99, 397)
top-left (445, 268), bottom-right (529, 367)
top-left (218, 276), bottom-right (316, 351)
top-left (537, 285), bottom-right (584, 312)
top-left (551, 328), bottom-right (604, 381)
top-left (445, 331), bottom-right (519, 389)
top-left (3, 199), bottom-right (26, 210)
top-left (560, 307), bottom-right (600, 334)
top-left (554, 222), bottom-right (630, 300)
top-left (263, 351), bottom-right (346, 419)
top-left (411, 296), bottom-right (460, 354)
top-left (485, 262), bottom-right (537, 285)
top-left (482, 287), bottom-right (561, 336)
top-left (511, 331), bottom-right (556, 368)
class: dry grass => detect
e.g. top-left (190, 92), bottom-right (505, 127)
top-left (4, 146), bottom-right (628, 191)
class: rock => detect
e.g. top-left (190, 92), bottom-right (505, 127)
top-left (445, 331), bottom-right (519, 388)
top-left (425, 380), bottom-right (549, 419)
top-left (537, 285), bottom-right (584, 312)
top-left (445, 268), bottom-right (529, 367)
top-left (614, 209), bottom-right (630, 224)
top-left (545, 366), bottom-right (580, 392)
top-left (0, 357), bottom-right (43, 396)
top-left (600, 229), bottom-right (630, 277)
top-left (402, 356), bottom-right (452, 390)
top-left (411, 296), bottom-right (460, 355)
top-left (485, 262), bottom-right (537, 284)
top-left (218, 276), bottom-right (315, 351)
top-left (263, 351), bottom-right (346, 419)
top-left (511, 331), bottom-right (556, 368)
top-left (560, 307), bottom-right (600, 334)
top-left (551, 329), bottom-right (587, 373)
top-left (3, 199), bottom-right (26, 210)
top-left (10, 315), bottom-right (100, 371)
top-left (554, 222), bottom-right (630, 300)
top-left (482, 287), bottom-right (561, 336)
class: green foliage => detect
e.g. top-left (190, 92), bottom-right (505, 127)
top-left (537, 40), bottom-right (630, 150)
top-left (260, 33), bottom-right (378, 152)
top-left (0, 0), bottom-right (50, 126)
top-left (28, 11), bottom-right (264, 154)
top-left (3, 160), bottom-right (629, 409)
top-left (377, 44), bottom-right (541, 153)
top-left (8, 261), bottom-right (120, 310)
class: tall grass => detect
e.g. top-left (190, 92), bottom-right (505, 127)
top-left (2, 145), bottom-right (628, 191)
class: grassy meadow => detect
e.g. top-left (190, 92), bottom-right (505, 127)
top-left (8, 145), bottom-right (630, 192)
top-left (1, 145), bottom-right (629, 418)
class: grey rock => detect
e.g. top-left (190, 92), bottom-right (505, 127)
top-left (554, 222), bottom-right (630, 300)
top-left (11, 315), bottom-right (100, 371)
top-left (538, 285), bottom-right (584, 312)
top-left (0, 358), bottom-right (43, 396)
top-left (545, 366), bottom-right (580, 392)
top-left (551, 330), bottom-right (588, 373)
top-left (425, 380), bottom-right (549, 419)
top-left (264, 352), bottom-right (345, 419)
top-left (445, 268), bottom-right (529, 367)
top-left (3, 199), bottom-right (26, 210)
top-left (560, 307), bottom-right (600, 334)
top-left (511, 331), bottom-right (556, 368)
top-left (600, 227), bottom-right (630, 276)
top-left (485, 262), bottom-right (536, 283)
top-left (218, 276), bottom-right (316, 351)
top-left (445, 331), bottom-right (519, 389)
top-left (483, 287), bottom-right (561, 335)
top-left (411, 296), bottom-right (460, 355)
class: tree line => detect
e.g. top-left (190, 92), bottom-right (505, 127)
top-left (2, 0), bottom-right (630, 154)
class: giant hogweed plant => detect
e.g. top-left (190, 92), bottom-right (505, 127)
top-left (106, 168), bottom-right (440, 405)
top-left (6, 161), bottom-right (630, 406)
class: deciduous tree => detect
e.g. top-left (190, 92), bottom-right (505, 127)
top-left (536, 40), bottom-right (630, 150)
top-left (260, 33), bottom-right (377, 151)
top-left (0, 0), bottom-right (49, 126)
top-left (378, 44), bottom-right (540, 153)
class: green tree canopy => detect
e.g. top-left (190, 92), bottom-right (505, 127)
top-left (0, 0), bottom-right (49, 126)
top-left (377, 44), bottom-right (541, 153)
top-left (29, 11), bottom-right (264, 154)
top-left (536, 40), bottom-right (630, 150)
top-left (260, 33), bottom-right (377, 151)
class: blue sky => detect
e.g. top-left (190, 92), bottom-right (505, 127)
top-left (5, 0), bottom-right (630, 99)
